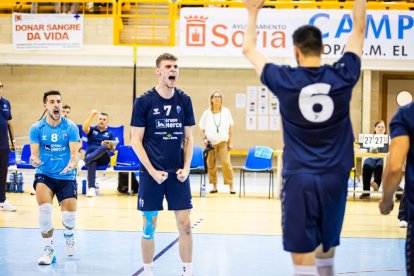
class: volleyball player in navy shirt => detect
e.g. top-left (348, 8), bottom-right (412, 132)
top-left (380, 102), bottom-right (414, 275)
top-left (0, 81), bottom-right (16, 211)
top-left (243, 0), bottom-right (367, 275)
top-left (131, 53), bottom-right (195, 276)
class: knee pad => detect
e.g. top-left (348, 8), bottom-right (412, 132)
top-left (39, 203), bottom-right (53, 233)
top-left (62, 211), bottom-right (76, 230)
top-left (142, 211), bottom-right (158, 240)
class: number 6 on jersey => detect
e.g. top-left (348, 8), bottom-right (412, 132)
top-left (299, 83), bottom-right (333, 123)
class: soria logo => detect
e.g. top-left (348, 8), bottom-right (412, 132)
top-left (185, 15), bottom-right (208, 47)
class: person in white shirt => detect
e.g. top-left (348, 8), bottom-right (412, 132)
top-left (199, 90), bottom-right (235, 194)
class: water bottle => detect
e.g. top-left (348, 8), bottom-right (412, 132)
top-left (82, 180), bottom-right (87, 195)
top-left (17, 172), bottom-right (23, 193)
top-left (95, 183), bottom-right (100, 196)
top-left (201, 182), bottom-right (206, 198)
top-left (9, 172), bottom-right (16, 192)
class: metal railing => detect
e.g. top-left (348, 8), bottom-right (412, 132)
top-left (114, 0), bottom-right (175, 46)
top-left (1, 1), bottom-right (116, 15)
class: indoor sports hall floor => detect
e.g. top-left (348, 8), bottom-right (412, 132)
top-left (0, 172), bottom-right (406, 275)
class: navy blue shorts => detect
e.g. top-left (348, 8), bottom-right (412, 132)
top-left (281, 171), bottom-right (348, 253)
top-left (138, 170), bottom-right (192, 211)
top-left (33, 174), bottom-right (78, 203)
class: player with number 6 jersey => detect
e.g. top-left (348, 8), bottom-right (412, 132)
top-left (242, 0), bottom-right (367, 274)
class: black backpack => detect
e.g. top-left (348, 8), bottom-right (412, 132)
top-left (117, 172), bottom-right (139, 194)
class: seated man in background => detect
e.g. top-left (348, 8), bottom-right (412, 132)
top-left (82, 110), bottom-right (115, 197)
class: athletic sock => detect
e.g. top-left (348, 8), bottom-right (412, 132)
top-left (42, 237), bottom-right (53, 248)
top-left (293, 265), bottom-right (317, 275)
top-left (316, 258), bottom-right (335, 276)
top-left (182, 262), bottom-right (192, 276)
top-left (143, 262), bottom-right (153, 276)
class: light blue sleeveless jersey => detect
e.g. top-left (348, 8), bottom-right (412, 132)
top-left (29, 117), bottom-right (80, 180)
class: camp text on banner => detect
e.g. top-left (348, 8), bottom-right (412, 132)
top-left (12, 13), bottom-right (83, 50)
top-left (179, 8), bottom-right (414, 60)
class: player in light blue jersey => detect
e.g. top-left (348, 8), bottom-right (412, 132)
top-left (380, 102), bottom-right (414, 275)
top-left (29, 90), bottom-right (80, 265)
top-left (243, 0), bottom-right (366, 275)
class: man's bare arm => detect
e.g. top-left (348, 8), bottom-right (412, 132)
top-left (343, 0), bottom-right (367, 58)
top-left (242, 0), bottom-right (270, 76)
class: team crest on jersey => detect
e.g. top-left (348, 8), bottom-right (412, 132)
top-left (176, 106), bottom-right (182, 114)
top-left (63, 133), bottom-right (67, 139)
top-left (92, 130), bottom-right (98, 135)
top-left (153, 108), bottom-right (160, 115)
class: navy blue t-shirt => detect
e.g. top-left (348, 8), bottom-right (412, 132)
top-left (130, 87), bottom-right (195, 173)
top-left (261, 52), bottom-right (361, 175)
top-left (86, 126), bottom-right (115, 153)
top-left (389, 102), bottom-right (414, 220)
top-left (0, 98), bottom-right (12, 149)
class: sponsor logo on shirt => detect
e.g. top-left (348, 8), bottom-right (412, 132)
top-left (42, 135), bottom-right (47, 141)
top-left (155, 118), bottom-right (182, 129)
top-left (163, 133), bottom-right (178, 140)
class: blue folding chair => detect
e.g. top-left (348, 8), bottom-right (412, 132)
top-left (114, 145), bottom-right (140, 195)
top-left (8, 150), bottom-right (16, 167)
top-left (239, 147), bottom-right (274, 198)
top-left (114, 145), bottom-right (140, 171)
top-left (190, 146), bottom-right (206, 197)
top-left (107, 125), bottom-right (124, 150)
top-left (17, 144), bottom-right (35, 169)
top-left (77, 124), bottom-right (88, 151)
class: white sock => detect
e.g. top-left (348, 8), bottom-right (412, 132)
top-left (182, 262), bottom-right (192, 276)
top-left (293, 265), bottom-right (317, 276)
top-left (64, 229), bottom-right (73, 236)
top-left (43, 237), bottom-right (53, 248)
top-left (143, 263), bottom-right (153, 276)
top-left (316, 258), bottom-right (334, 276)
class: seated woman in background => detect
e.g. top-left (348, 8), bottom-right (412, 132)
top-left (360, 120), bottom-right (389, 199)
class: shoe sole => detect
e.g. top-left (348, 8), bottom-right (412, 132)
top-left (38, 256), bottom-right (56, 265)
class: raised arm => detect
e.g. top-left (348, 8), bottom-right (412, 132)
top-left (82, 109), bottom-right (98, 134)
top-left (343, 0), bottom-right (367, 58)
top-left (242, 0), bottom-right (270, 76)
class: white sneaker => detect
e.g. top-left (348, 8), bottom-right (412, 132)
top-left (77, 160), bottom-right (85, 171)
top-left (399, 220), bottom-right (408, 228)
top-left (64, 233), bottom-right (76, 256)
top-left (38, 246), bottom-right (56, 265)
top-left (86, 187), bottom-right (96, 197)
top-left (0, 200), bottom-right (17, 211)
